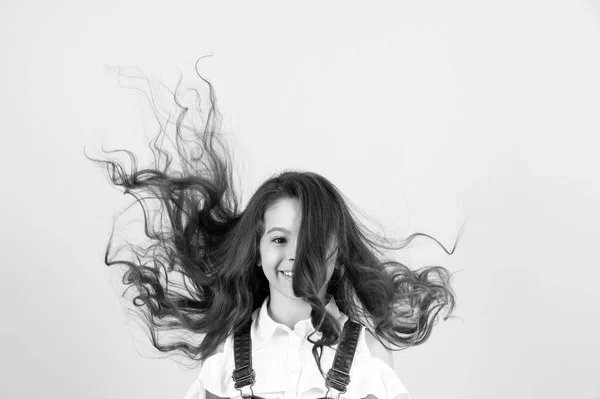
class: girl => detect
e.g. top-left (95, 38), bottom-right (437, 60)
top-left (89, 60), bottom-right (458, 399)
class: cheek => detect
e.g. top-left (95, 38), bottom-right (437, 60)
top-left (259, 243), bottom-right (279, 268)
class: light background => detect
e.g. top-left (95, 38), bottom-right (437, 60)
top-left (1, 1), bottom-right (599, 398)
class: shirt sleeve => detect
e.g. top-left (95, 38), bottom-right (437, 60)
top-left (183, 335), bottom-right (237, 399)
top-left (183, 378), bottom-right (206, 399)
top-left (348, 327), bottom-right (411, 399)
top-left (355, 357), bottom-right (411, 399)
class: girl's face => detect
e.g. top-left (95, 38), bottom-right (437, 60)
top-left (258, 197), bottom-right (337, 301)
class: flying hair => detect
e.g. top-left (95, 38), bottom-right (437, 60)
top-left (85, 55), bottom-right (461, 379)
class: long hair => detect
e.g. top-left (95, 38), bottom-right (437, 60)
top-left (86, 58), bottom-right (459, 378)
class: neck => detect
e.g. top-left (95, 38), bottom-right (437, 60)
top-left (267, 291), bottom-right (332, 330)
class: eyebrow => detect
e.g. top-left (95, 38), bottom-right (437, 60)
top-left (266, 227), bottom-right (292, 234)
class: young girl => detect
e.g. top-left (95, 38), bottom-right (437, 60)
top-left (89, 61), bottom-right (458, 399)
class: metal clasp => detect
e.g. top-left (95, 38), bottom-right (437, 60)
top-left (324, 387), bottom-right (343, 399)
top-left (235, 384), bottom-right (255, 398)
top-left (232, 365), bottom-right (256, 398)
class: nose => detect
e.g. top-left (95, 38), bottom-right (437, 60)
top-left (288, 240), bottom-right (296, 262)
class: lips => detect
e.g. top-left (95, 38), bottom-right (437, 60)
top-left (279, 271), bottom-right (293, 279)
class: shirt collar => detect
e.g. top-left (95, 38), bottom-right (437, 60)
top-left (253, 295), bottom-right (341, 347)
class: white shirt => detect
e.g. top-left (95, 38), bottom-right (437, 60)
top-left (183, 296), bottom-right (411, 399)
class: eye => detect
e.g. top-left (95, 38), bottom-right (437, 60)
top-left (272, 237), bottom-right (287, 244)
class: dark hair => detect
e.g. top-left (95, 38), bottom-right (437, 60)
top-left (86, 59), bottom-right (459, 378)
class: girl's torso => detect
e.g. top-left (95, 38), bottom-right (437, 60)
top-left (184, 296), bottom-right (410, 399)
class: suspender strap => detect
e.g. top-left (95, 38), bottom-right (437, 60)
top-left (230, 317), bottom-right (363, 398)
top-left (325, 319), bottom-right (363, 394)
top-left (232, 320), bottom-right (256, 397)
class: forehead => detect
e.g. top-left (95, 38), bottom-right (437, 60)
top-left (263, 198), bottom-right (301, 230)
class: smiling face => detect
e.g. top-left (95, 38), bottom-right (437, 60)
top-left (258, 197), bottom-right (337, 302)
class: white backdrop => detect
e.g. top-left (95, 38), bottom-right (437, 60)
top-left (1, 1), bottom-right (599, 398)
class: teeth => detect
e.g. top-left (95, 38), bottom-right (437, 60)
top-left (282, 271), bottom-right (293, 277)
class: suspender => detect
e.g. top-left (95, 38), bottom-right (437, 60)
top-left (229, 318), bottom-right (363, 399)
top-left (231, 320), bottom-right (262, 399)
top-left (323, 320), bottom-right (362, 397)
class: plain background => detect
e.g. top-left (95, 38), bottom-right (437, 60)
top-left (1, 1), bottom-right (599, 398)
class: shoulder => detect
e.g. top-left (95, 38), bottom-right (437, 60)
top-left (364, 328), bottom-right (394, 369)
top-left (214, 338), bottom-right (227, 355)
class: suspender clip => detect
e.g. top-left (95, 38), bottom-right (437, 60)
top-left (324, 387), bottom-right (343, 399)
top-left (325, 367), bottom-right (351, 393)
top-left (235, 384), bottom-right (255, 399)
top-left (232, 365), bottom-right (255, 385)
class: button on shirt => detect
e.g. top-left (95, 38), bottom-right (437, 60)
top-left (183, 296), bottom-right (411, 399)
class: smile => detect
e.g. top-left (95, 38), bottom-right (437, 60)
top-left (280, 271), bottom-right (293, 279)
